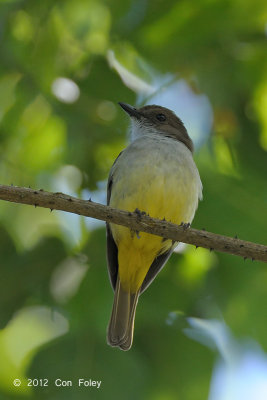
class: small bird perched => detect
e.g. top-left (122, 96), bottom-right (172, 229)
top-left (106, 102), bottom-right (202, 350)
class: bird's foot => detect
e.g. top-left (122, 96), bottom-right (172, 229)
top-left (134, 208), bottom-right (147, 217)
top-left (180, 222), bottom-right (191, 231)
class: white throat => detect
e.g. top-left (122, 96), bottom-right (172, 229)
top-left (129, 119), bottom-right (160, 142)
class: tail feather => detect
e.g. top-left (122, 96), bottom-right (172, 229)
top-left (107, 279), bottom-right (139, 351)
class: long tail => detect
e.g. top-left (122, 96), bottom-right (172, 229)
top-left (107, 278), bottom-right (140, 351)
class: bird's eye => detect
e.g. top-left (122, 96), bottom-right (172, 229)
top-left (156, 113), bottom-right (166, 122)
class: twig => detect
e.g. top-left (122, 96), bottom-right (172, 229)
top-left (0, 184), bottom-right (266, 262)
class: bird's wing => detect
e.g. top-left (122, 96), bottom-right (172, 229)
top-left (106, 151), bottom-right (123, 291)
top-left (140, 246), bottom-right (174, 294)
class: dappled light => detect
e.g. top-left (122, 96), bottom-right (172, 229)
top-left (0, 0), bottom-right (266, 398)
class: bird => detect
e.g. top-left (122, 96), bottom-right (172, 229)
top-left (106, 102), bottom-right (202, 350)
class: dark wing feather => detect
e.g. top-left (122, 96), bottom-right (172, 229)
top-left (106, 151), bottom-right (124, 291)
top-left (140, 247), bottom-right (174, 294)
top-left (106, 223), bottom-right (118, 290)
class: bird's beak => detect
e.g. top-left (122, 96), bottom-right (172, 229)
top-left (118, 102), bottom-right (141, 119)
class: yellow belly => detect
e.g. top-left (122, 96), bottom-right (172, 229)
top-left (110, 163), bottom-right (196, 293)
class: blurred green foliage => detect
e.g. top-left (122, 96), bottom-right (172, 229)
top-left (0, 0), bottom-right (266, 399)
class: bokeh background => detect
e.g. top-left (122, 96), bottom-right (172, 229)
top-left (0, 0), bottom-right (267, 399)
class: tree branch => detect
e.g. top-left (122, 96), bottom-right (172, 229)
top-left (0, 184), bottom-right (266, 262)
